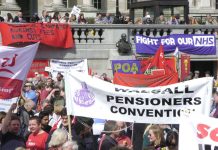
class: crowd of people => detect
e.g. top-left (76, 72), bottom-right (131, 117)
top-left (0, 67), bottom-right (217, 150)
top-left (0, 10), bottom-right (217, 25)
top-left (0, 8), bottom-right (218, 150)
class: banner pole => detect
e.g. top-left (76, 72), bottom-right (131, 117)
top-left (68, 115), bottom-right (72, 141)
top-left (131, 122), bottom-right (134, 145)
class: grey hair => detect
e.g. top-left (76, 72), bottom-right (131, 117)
top-left (62, 141), bottom-right (78, 150)
top-left (49, 129), bottom-right (68, 148)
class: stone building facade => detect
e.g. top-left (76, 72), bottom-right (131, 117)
top-left (0, 0), bottom-right (129, 18)
top-left (0, 0), bottom-right (218, 19)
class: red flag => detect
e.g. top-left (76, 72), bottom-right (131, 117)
top-left (145, 45), bottom-right (165, 75)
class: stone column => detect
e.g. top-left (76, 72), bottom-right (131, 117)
top-left (83, 0), bottom-right (93, 7)
top-left (201, 0), bottom-right (211, 7)
top-left (4, 0), bottom-right (20, 9)
top-left (80, 0), bottom-right (97, 16)
top-left (52, 0), bottom-right (64, 8)
top-left (53, 0), bottom-right (64, 5)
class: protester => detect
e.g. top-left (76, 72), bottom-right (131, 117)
top-left (95, 13), bottom-right (104, 24)
top-left (5, 13), bottom-right (13, 23)
top-left (116, 121), bottom-right (132, 148)
top-left (31, 13), bottom-right (40, 22)
top-left (165, 130), bottom-right (178, 150)
top-left (62, 140), bottom-right (78, 150)
top-left (18, 100), bottom-right (35, 139)
top-left (69, 14), bottom-right (78, 24)
top-left (168, 15), bottom-right (179, 25)
top-left (40, 10), bottom-right (51, 23)
top-left (155, 13), bottom-right (167, 24)
top-left (51, 11), bottom-right (61, 23)
top-left (40, 84), bottom-right (54, 104)
top-left (32, 73), bottom-right (43, 86)
top-left (1, 103), bottom-right (25, 150)
top-left (60, 13), bottom-right (70, 23)
top-left (78, 13), bottom-right (87, 24)
top-left (193, 70), bottom-right (200, 79)
top-left (145, 125), bottom-right (167, 150)
top-left (205, 70), bottom-right (211, 77)
top-left (39, 111), bottom-right (52, 133)
top-left (103, 13), bottom-right (113, 24)
top-left (124, 16), bottom-right (133, 24)
top-left (113, 12), bottom-right (123, 24)
top-left (54, 72), bottom-right (65, 89)
top-left (211, 91), bottom-right (218, 118)
top-left (143, 15), bottom-right (153, 24)
top-left (205, 14), bottom-right (217, 25)
top-left (47, 108), bottom-right (95, 150)
top-left (142, 11), bottom-right (150, 24)
top-left (48, 129), bottom-right (68, 149)
top-left (13, 11), bottom-right (25, 23)
top-left (0, 111), bottom-right (6, 131)
top-left (98, 120), bottom-right (119, 150)
top-left (188, 16), bottom-right (199, 25)
top-left (135, 17), bottom-right (143, 24)
top-left (26, 116), bottom-right (48, 150)
top-left (22, 82), bottom-right (38, 105)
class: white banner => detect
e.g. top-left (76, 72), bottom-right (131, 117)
top-left (65, 71), bottom-right (213, 124)
top-left (0, 43), bottom-right (39, 111)
top-left (71, 6), bottom-right (81, 18)
top-left (179, 114), bottom-right (218, 150)
top-left (50, 59), bottom-right (88, 79)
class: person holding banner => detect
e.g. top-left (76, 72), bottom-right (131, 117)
top-left (47, 108), bottom-right (95, 150)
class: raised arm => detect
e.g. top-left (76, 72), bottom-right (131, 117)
top-left (1, 103), bottom-right (17, 134)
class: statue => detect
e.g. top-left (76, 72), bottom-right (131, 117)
top-left (116, 33), bottom-right (132, 55)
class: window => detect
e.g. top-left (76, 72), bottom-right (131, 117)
top-left (127, 0), bottom-right (133, 9)
top-left (63, 0), bottom-right (68, 8)
top-left (93, 0), bottom-right (101, 9)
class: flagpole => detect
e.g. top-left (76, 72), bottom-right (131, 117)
top-left (68, 115), bottom-right (72, 141)
top-left (131, 122), bottom-right (134, 145)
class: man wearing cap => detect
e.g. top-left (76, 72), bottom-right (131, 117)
top-left (23, 82), bottom-right (38, 105)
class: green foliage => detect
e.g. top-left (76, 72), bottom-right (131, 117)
top-left (86, 17), bottom-right (95, 24)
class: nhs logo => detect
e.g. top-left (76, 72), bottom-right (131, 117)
top-left (193, 36), bottom-right (215, 47)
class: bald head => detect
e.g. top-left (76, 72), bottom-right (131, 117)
top-left (24, 100), bottom-right (35, 112)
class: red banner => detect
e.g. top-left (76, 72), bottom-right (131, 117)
top-left (181, 54), bottom-right (190, 81)
top-left (0, 77), bottom-right (22, 99)
top-left (0, 23), bottom-right (74, 48)
top-left (113, 72), bottom-right (178, 87)
top-left (113, 45), bottom-right (178, 87)
top-left (140, 58), bottom-right (177, 75)
top-left (27, 60), bottom-right (49, 78)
